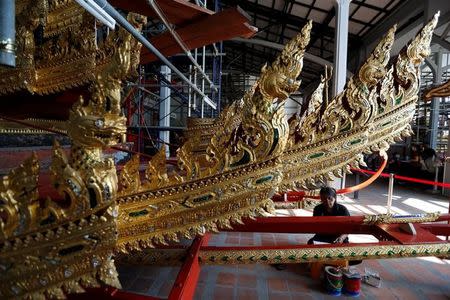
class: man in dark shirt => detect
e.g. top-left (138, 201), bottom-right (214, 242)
top-left (307, 187), bottom-right (350, 244)
top-left (273, 187), bottom-right (352, 270)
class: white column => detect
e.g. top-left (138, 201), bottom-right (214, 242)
top-left (429, 51), bottom-right (442, 150)
top-left (332, 0), bottom-right (351, 97)
top-left (159, 65), bottom-right (171, 157)
top-left (332, 0), bottom-right (351, 190)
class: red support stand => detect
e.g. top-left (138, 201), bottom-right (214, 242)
top-left (168, 234), bottom-right (210, 300)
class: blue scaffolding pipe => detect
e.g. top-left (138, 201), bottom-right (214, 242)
top-left (214, 0), bottom-right (223, 115)
top-left (0, 0), bottom-right (15, 67)
top-left (93, 0), bottom-right (217, 109)
top-left (155, 70), bottom-right (201, 116)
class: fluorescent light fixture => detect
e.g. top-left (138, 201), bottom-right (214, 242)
top-left (74, 0), bottom-right (116, 30)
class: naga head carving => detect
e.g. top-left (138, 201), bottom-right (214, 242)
top-left (407, 12), bottom-right (439, 66)
top-left (66, 26), bottom-right (135, 148)
top-left (67, 95), bottom-right (126, 148)
top-left (358, 25), bottom-right (396, 87)
top-left (259, 20), bottom-right (312, 101)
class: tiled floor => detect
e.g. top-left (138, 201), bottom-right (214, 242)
top-left (117, 175), bottom-right (450, 299)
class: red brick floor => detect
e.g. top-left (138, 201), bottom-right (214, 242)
top-left (117, 176), bottom-right (450, 299)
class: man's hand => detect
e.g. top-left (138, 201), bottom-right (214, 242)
top-left (333, 236), bottom-right (345, 244)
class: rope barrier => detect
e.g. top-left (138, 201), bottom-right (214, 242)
top-left (275, 158), bottom-right (450, 203)
top-left (351, 167), bottom-right (450, 188)
top-left (275, 159), bottom-right (387, 201)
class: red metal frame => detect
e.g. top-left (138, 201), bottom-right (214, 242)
top-left (168, 234), bottom-right (210, 300)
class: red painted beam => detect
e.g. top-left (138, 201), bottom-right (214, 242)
top-left (222, 216), bottom-right (373, 235)
top-left (376, 223), bottom-right (443, 244)
top-left (421, 223), bottom-right (450, 237)
top-left (219, 215), bottom-right (450, 236)
top-left (109, 0), bottom-right (213, 26)
top-left (168, 234), bottom-right (210, 300)
top-left (140, 7), bottom-right (256, 64)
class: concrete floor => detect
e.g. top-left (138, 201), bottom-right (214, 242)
top-left (117, 175), bottom-right (450, 299)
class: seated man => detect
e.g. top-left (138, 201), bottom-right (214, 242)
top-left (274, 187), bottom-right (352, 270)
top-left (308, 187), bottom-right (349, 244)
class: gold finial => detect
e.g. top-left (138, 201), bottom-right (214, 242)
top-left (145, 145), bottom-right (169, 189)
top-left (406, 11), bottom-right (439, 65)
top-left (358, 24), bottom-right (396, 87)
top-left (119, 154), bottom-right (141, 195)
top-left (259, 20), bottom-right (313, 101)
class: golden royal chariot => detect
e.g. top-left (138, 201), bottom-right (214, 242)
top-left (0, 0), bottom-right (448, 299)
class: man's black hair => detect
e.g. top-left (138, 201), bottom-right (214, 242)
top-left (319, 186), bottom-right (337, 199)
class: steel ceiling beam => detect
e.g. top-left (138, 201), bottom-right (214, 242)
top-left (223, 0), bottom-right (359, 41)
top-left (231, 37), bottom-right (353, 78)
top-left (351, 0), bottom-right (391, 13)
top-left (432, 34), bottom-right (450, 52)
top-left (362, 0), bottom-right (424, 47)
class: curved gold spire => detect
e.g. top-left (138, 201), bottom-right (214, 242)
top-left (358, 24), bottom-right (396, 87)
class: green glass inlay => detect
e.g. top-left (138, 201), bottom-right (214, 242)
top-left (338, 253), bottom-right (344, 259)
top-left (362, 85), bottom-right (369, 94)
top-left (314, 254), bottom-right (319, 259)
top-left (209, 256), bottom-right (215, 262)
top-left (40, 212), bottom-right (56, 226)
top-left (412, 250), bottom-right (417, 255)
top-left (388, 250), bottom-right (394, 256)
top-left (340, 123), bottom-right (351, 132)
top-left (59, 245), bottom-right (84, 256)
top-left (301, 254), bottom-right (308, 260)
top-left (350, 138), bottom-right (362, 145)
top-left (309, 152), bottom-right (324, 159)
top-left (260, 256), bottom-right (268, 261)
top-left (129, 209), bottom-right (149, 217)
top-left (375, 251), bottom-right (380, 256)
top-left (351, 252), bottom-right (356, 257)
top-left (378, 107), bottom-right (385, 114)
top-left (192, 194), bottom-right (213, 204)
top-left (395, 95), bottom-right (403, 105)
top-left (326, 254), bottom-right (332, 259)
top-left (363, 251), bottom-right (368, 257)
top-left (221, 256), bottom-right (229, 261)
top-left (237, 256), bottom-right (243, 261)
top-left (255, 175), bottom-right (273, 185)
top-left (274, 255), bottom-right (282, 261)
top-left (268, 129), bottom-right (279, 156)
top-left (288, 255), bottom-right (296, 260)
top-left (230, 149), bottom-right (251, 168)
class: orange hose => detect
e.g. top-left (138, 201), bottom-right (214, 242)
top-left (280, 158), bottom-right (387, 200)
top-left (337, 158), bottom-right (387, 194)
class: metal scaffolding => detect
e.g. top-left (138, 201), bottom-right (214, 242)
top-left (121, 0), bottom-right (223, 156)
